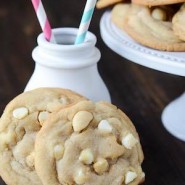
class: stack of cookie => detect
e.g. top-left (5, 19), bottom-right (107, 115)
top-left (0, 88), bottom-right (144, 185)
top-left (97, 0), bottom-right (185, 51)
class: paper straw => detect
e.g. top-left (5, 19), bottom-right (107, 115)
top-left (75, 0), bottom-right (97, 44)
top-left (31, 0), bottom-right (56, 43)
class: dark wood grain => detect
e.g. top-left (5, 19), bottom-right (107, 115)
top-left (0, 0), bottom-right (185, 185)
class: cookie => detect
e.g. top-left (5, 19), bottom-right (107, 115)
top-left (111, 3), bottom-right (131, 30)
top-left (0, 88), bottom-right (86, 185)
top-left (35, 100), bottom-right (144, 185)
top-left (112, 3), bottom-right (185, 51)
top-left (132, 0), bottom-right (185, 6)
top-left (172, 3), bottom-right (185, 41)
top-left (96, 0), bottom-right (123, 9)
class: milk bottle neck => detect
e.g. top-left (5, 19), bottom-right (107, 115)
top-left (32, 28), bottom-right (101, 69)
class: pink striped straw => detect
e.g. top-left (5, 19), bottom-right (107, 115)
top-left (31, 0), bottom-right (56, 43)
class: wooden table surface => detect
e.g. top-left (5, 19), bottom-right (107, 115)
top-left (0, 0), bottom-right (185, 185)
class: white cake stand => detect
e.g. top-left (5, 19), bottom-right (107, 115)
top-left (100, 11), bottom-right (185, 141)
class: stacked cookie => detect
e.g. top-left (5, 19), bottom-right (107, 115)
top-left (0, 88), bottom-right (144, 185)
top-left (97, 0), bottom-right (185, 51)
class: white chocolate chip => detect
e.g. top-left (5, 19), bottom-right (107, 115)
top-left (122, 133), bottom-right (138, 149)
top-left (141, 172), bottom-right (145, 179)
top-left (26, 152), bottom-right (35, 168)
top-left (54, 144), bottom-right (65, 160)
top-left (74, 168), bottom-right (88, 185)
top-left (13, 107), bottom-right (29, 119)
top-left (98, 120), bottom-right (113, 133)
top-left (79, 148), bottom-right (94, 165)
top-left (72, 111), bottom-right (93, 132)
top-left (152, 8), bottom-right (167, 21)
top-left (59, 97), bottom-right (69, 105)
top-left (93, 158), bottom-right (109, 174)
top-left (125, 171), bottom-right (138, 184)
top-left (38, 111), bottom-right (50, 126)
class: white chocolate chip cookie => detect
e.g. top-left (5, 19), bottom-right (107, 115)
top-left (35, 100), bottom-right (144, 185)
top-left (112, 3), bottom-right (185, 51)
top-left (0, 88), bottom-right (86, 185)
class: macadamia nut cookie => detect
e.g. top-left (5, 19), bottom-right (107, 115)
top-left (35, 100), bottom-right (144, 185)
top-left (0, 88), bottom-right (86, 185)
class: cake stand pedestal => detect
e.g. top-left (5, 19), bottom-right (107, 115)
top-left (100, 11), bottom-right (185, 141)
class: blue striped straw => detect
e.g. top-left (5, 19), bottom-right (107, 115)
top-left (75, 0), bottom-right (97, 44)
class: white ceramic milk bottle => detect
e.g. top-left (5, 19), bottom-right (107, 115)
top-left (25, 28), bottom-right (111, 102)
